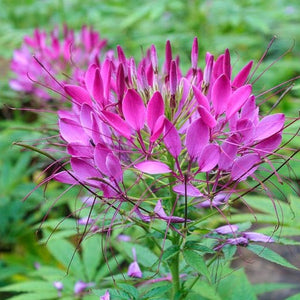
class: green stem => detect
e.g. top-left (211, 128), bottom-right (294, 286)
top-left (169, 240), bottom-right (180, 299)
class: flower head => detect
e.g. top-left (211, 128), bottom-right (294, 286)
top-left (10, 25), bottom-right (107, 101)
top-left (49, 37), bottom-right (287, 230)
top-left (128, 248), bottom-right (142, 278)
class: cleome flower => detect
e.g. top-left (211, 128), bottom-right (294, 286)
top-left (10, 25), bottom-right (107, 101)
top-left (211, 224), bottom-right (274, 250)
top-left (52, 37), bottom-right (287, 226)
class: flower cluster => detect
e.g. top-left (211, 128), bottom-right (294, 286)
top-left (10, 25), bottom-right (107, 101)
top-left (52, 37), bottom-right (285, 226)
top-left (211, 224), bottom-right (274, 250)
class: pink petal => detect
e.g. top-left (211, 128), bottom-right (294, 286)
top-left (243, 232), bottom-right (274, 242)
top-left (256, 133), bottom-right (282, 156)
top-left (154, 200), bottom-right (186, 223)
top-left (170, 60), bottom-right (178, 95)
top-left (231, 154), bottom-right (260, 181)
top-left (212, 54), bottom-right (224, 80)
top-left (198, 144), bottom-right (220, 172)
top-left (193, 85), bottom-right (210, 110)
top-left (255, 114), bottom-right (285, 141)
top-left (173, 184), bottom-right (202, 197)
top-left (223, 48), bottom-right (231, 79)
top-left (67, 143), bottom-right (93, 157)
top-left (71, 158), bottom-right (101, 182)
top-left (59, 118), bottom-right (89, 144)
top-left (53, 171), bottom-right (77, 185)
top-left (100, 290), bottom-right (110, 300)
top-left (218, 135), bottom-right (239, 170)
top-left (150, 115), bottom-right (165, 142)
top-left (122, 89), bottom-right (146, 131)
top-left (105, 153), bottom-right (123, 182)
top-left (101, 58), bottom-right (112, 101)
top-left (186, 118), bottom-right (209, 159)
top-left (94, 144), bottom-right (110, 175)
top-left (134, 161), bottom-right (171, 174)
top-left (147, 91), bottom-right (164, 132)
top-left (128, 261), bottom-right (142, 278)
top-left (163, 118), bottom-right (182, 158)
top-left (84, 64), bottom-right (97, 95)
top-left (232, 61), bottom-right (253, 88)
top-left (236, 119), bottom-right (254, 142)
top-left (211, 74), bottom-right (231, 115)
top-left (215, 224), bottom-right (239, 234)
top-left (92, 68), bottom-right (104, 104)
top-left (191, 37), bottom-right (198, 70)
top-left (198, 105), bottom-right (217, 128)
top-left (226, 85), bottom-right (252, 119)
top-left (102, 110), bottom-right (132, 139)
top-left (64, 84), bottom-right (92, 105)
top-left (240, 95), bottom-right (258, 122)
top-left (80, 104), bottom-right (93, 137)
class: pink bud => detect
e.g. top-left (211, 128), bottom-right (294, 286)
top-left (191, 37), bottom-right (198, 71)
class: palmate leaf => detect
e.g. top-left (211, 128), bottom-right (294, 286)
top-left (247, 244), bottom-right (298, 270)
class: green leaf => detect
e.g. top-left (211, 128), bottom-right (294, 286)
top-left (161, 245), bottom-right (180, 261)
top-left (187, 280), bottom-right (221, 300)
top-left (113, 242), bottom-right (158, 267)
top-left (184, 241), bottom-right (215, 254)
top-left (82, 235), bottom-right (103, 281)
top-left (94, 254), bottom-right (124, 281)
top-left (4, 292), bottom-right (58, 300)
top-left (286, 292), bottom-right (300, 300)
top-left (183, 249), bottom-right (210, 281)
top-left (0, 281), bottom-right (54, 292)
top-left (218, 269), bottom-right (257, 300)
top-left (253, 282), bottom-right (298, 295)
top-left (118, 283), bottom-right (139, 299)
top-left (46, 239), bottom-right (84, 277)
top-left (141, 284), bottom-right (172, 299)
top-left (247, 244), bottom-right (298, 270)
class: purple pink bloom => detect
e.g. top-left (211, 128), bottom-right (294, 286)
top-left (10, 25), bottom-right (107, 101)
top-left (50, 37), bottom-right (285, 227)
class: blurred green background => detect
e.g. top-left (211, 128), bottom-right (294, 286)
top-left (0, 1), bottom-right (299, 299)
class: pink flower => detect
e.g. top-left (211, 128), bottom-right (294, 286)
top-left (128, 248), bottom-right (142, 278)
top-left (74, 280), bottom-right (94, 295)
top-left (100, 290), bottom-right (110, 300)
top-left (47, 37), bottom-right (287, 227)
top-left (10, 25), bottom-right (107, 101)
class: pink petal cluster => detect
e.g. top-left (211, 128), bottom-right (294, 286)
top-left (10, 25), bottom-right (107, 100)
top-left (51, 37), bottom-right (285, 223)
top-left (213, 224), bottom-right (274, 250)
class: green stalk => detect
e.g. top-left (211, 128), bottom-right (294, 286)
top-left (166, 154), bottom-right (181, 299)
top-left (169, 247), bottom-right (180, 299)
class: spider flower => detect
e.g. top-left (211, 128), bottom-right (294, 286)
top-left (212, 224), bottom-right (274, 250)
top-left (10, 25), bottom-right (107, 101)
top-left (52, 37), bottom-right (286, 225)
